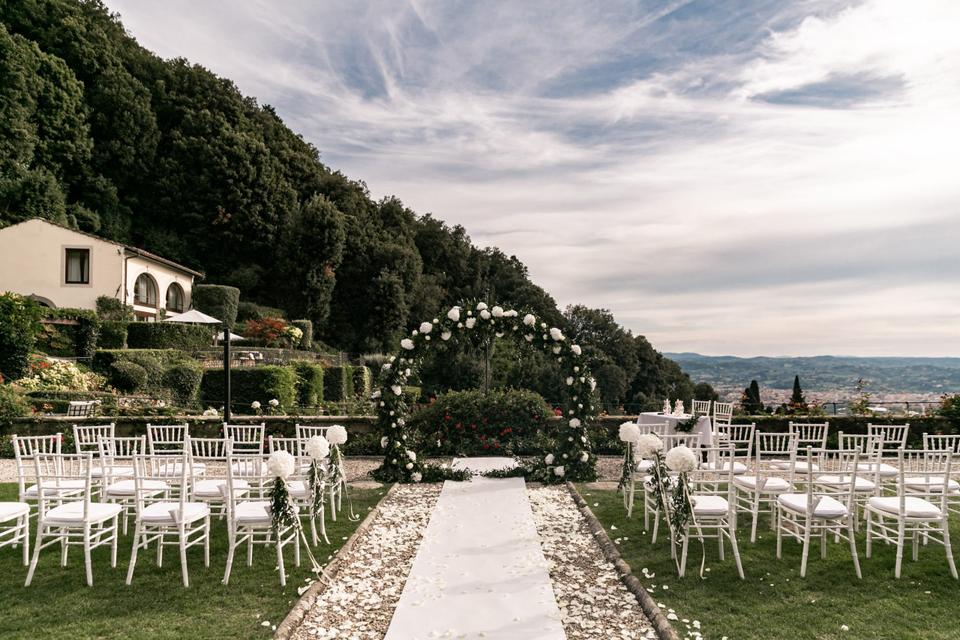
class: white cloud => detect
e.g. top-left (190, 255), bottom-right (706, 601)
top-left (106, 0), bottom-right (960, 356)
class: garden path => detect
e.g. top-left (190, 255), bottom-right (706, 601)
top-left (384, 458), bottom-right (566, 640)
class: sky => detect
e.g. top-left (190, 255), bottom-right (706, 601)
top-left (104, 0), bottom-right (960, 357)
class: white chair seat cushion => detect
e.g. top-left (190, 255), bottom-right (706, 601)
top-left (636, 459), bottom-right (655, 472)
top-left (691, 495), bottom-right (729, 516)
top-left (816, 475), bottom-right (877, 491)
top-left (772, 460), bottom-right (820, 472)
top-left (901, 476), bottom-right (960, 493)
top-left (856, 462), bottom-right (899, 478)
top-left (778, 493), bottom-right (848, 518)
top-left (0, 502), bottom-right (30, 521)
top-left (733, 475), bottom-right (791, 492)
top-left (867, 496), bottom-right (942, 519)
top-left (44, 501), bottom-right (123, 524)
top-left (701, 461), bottom-right (748, 474)
top-left (104, 480), bottom-right (169, 496)
top-left (194, 479), bottom-right (250, 497)
top-left (140, 501), bottom-right (210, 524)
top-left (235, 500), bottom-right (299, 524)
top-left (25, 480), bottom-right (86, 497)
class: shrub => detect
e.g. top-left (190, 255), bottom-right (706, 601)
top-left (23, 390), bottom-right (117, 414)
top-left (243, 317), bottom-right (303, 347)
top-left (200, 365), bottom-right (297, 411)
top-left (110, 361), bottom-right (148, 392)
top-left (92, 350), bottom-right (190, 389)
top-left (410, 389), bottom-right (553, 456)
top-left (293, 362), bottom-right (324, 407)
top-left (35, 308), bottom-right (100, 358)
top-left (126, 323), bottom-right (214, 350)
top-left (14, 356), bottom-right (102, 392)
top-left (237, 301), bottom-right (286, 322)
top-left (99, 321), bottom-right (128, 348)
top-left (323, 365), bottom-right (354, 402)
top-left (0, 292), bottom-right (40, 382)
top-left (95, 296), bottom-right (134, 321)
top-left (162, 362), bottom-right (203, 407)
top-left (0, 385), bottom-right (30, 422)
top-left (291, 319), bottom-right (312, 348)
top-left (192, 285), bottom-right (240, 329)
top-left (352, 366), bottom-right (372, 399)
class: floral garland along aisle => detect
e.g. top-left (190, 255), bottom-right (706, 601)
top-left (372, 301), bottom-right (599, 483)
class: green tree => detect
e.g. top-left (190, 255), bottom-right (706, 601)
top-left (0, 293), bottom-right (41, 382)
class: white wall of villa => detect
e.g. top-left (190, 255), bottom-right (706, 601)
top-left (0, 218), bottom-right (198, 319)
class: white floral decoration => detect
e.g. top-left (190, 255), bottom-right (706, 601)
top-left (250, 400), bottom-right (261, 409)
top-left (523, 313), bottom-right (536, 326)
top-left (380, 436), bottom-right (389, 448)
top-left (476, 302), bottom-right (488, 310)
top-left (327, 425), bottom-right (348, 445)
top-left (266, 450), bottom-right (296, 480)
top-left (306, 435), bottom-right (330, 460)
top-left (569, 418), bottom-right (582, 428)
top-left (492, 306), bottom-right (504, 317)
top-left (419, 321), bottom-right (433, 334)
top-left (618, 421), bottom-right (641, 443)
top-left (566, 376), bottom-right (574, 386)
top-left (580, 452), bottom-right (589, 462)
top-left (411, 472), bottom-right (422, 482)
top-left (405, 462), bottom-right (413, 470)
top-left (571, 344), bottom-right (582, 356)
top-left (400, 338), bottom-right (414, 350)
top-left (441, 330), bottom-right (452, 341)
top-left (549, 327), bottom-right (564, 341)
top-left (447, 307), bottom-right (461, 322)
top-left (391, 384), bottom-right (402, 396)
top-left (406, 450), bottom-right (417, 462)
top-left (465, 317), bottom-right (476, 329)
top-left (545, 453), bottom-right (555, 464)
top-left (554, 466), bottom-right (565, 477)
top-left (665, 445), bottom-right (698, 473)
top-left (269, 398), bottom-right (279, 407)
top-left (636, 433), bottom-right (664, 458)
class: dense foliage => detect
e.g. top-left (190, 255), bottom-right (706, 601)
top-left (34, 307), bottom-right (100, 358)
top-left (191, 284), bottom-right (239, 329)
top-left (200, 365), bottom-right (297, 412)
top-left (126, 322), bottom-right (213, 350)
top-left (0, 292), bottom-right (40, 381)
top-left (292, 362), bottom-right (324, 407)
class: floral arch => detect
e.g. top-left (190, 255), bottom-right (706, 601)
top-left (372, 301), bottom-right (598, 483)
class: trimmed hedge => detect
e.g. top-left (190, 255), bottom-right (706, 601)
top-left (236, 301), bottom-right (285, 322)
top-left (323, 365), bottom-right (354, 402)
top-left (99, 321), bottom-right (128, 349)
top-left (126, 323), bottom-right (214, 350)
top-left (351, 365), bottom-right (372, 399)
top-left (0, 293), bottom-right (40, 381)
top-left (163, 362), bottom-right (203, 407)
top-left (192, 284), bottom-right (240, 329)
top-left (291, 319), bottom-right (312, 349)
top-left (95, 296), bottom-right (133, 321)
top-left (110, 361), bottom-right (148, 392)
top-left (200, 366), bottom-right (297, 411)
top-left (92, 349), bottom-right (190, 390)
top-left (293, 362), bottom-right (324, 407)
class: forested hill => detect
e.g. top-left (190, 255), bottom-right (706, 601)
top-left (0, 0), bottom-right (699, 406)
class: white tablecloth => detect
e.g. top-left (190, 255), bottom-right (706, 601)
top-left (637, 412), bottom-right (714, 446)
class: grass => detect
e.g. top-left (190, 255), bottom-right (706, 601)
top-left (580, 485), bottom-right (960, 640)
top-left (0, 482), bottom-right (388, 639)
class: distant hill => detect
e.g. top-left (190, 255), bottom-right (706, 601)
top-left (665, 353), bottom-right (960, 395)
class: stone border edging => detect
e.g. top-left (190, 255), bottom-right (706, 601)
top-left (274, 483), bottom-right (399, 639)
top-left (565, 481), bottom-right (681, 640)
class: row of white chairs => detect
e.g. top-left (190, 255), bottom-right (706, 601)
top-left (625, 422), bottom-right (959, 580)
top-left (689, 400), bottom-right (734, 425)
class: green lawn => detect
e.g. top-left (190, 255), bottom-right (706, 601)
top-left (0, 483), bottom-right (388, 639)
top-left (581, 485), bottom-right (960, 640)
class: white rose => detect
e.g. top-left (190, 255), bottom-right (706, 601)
top-left (554, 466), bottom-right (565, 477)
top-left (580, 452), bottom-right (589, 462)
top-left (380, 436), bottom-right (389, 448)
top-left (407, 450), bottom-right (417, 462)
top-left (266, 450), bottom-right (296, 480)
top-left (479, 309), bottom-right (490, 320)
top-left (465, 318), bottom-right (476, 329)
top-left (665, 445), bottom-right (698, 473)
top-left (268, 398), bottom-right (279, 407)
top-left (250, 401), bottom-right (261, 409)
top-left (391, 385), bottom-right (402, 396)
top-left (618, 421), bottom-right (641, 443)
top-left (636, 434), bottom-right (664, 458)
top-left (306, 435), bottom-right (330, 460)
top-left (476, 302), bottom-right (488, 311)
top-left (492, 306), bottom-right (504, 317)
top-left (552, 345), bottom-right (561, 354)
top-left (549, 327), bottom-right (564, 341)
top-left (523, 314), bottom-right (536, 326)
top-left (382, 363), bottom-right (392, 371)
top-left (419, 321), bottom-right (433, 334)
top-left (571, 344), bottom-right (582, 356)
top-left (545, 454), bottom-right (555, 465)
top-left (400, 338), bottom-right (415, 350)
top-left (524, 334), bottom-right (533, 342)
top-left (411, 472), bottom-right (422, 482)
top-left (569, 418), bottom-right (581, 428)
top-left (405, 462), bottom-right (414, 470)
top-left (447, 307), bottom-right (461, 322)
top-left (589, 378), bottom-right (597, 391)
top-left (441, 330), bottom-right (452, 341)
top-left (327, 425), bottom-right (348, 445)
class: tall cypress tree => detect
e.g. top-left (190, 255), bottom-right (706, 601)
top-left (790, 375), bottom-right (807, 410)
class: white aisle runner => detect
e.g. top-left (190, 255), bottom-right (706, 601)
top-left (384, 458), bottom-right (566, 640)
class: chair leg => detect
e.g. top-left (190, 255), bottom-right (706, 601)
top-left (865, 511), bottom-right (873, 558)
top-left (894, 521), bottom-right (906, 579)
top-left (330, 489), bottom-right (337, 522)
top-left (750, 493), bottom-right (760, 543)
top-left (179, 525), bottom-right (189, 588)
top-left (775, 509), bottom-right (783, 560)
top-left (848, 517), bottom-right (862, 579)
top-left (729, 524), bottom-right (745, 579)
top-left (83, 525), bottom-right (93, 587)
top-left (821, 527), bottom-right (827, 560)
top-left (718, 524), bottom-right (725, 561)
top-left (942, 519), bottom-right (958, 580)
top-left (912, 530), bottom-right (920, 562)
top-left (294, 529), bottom-right (301, 567)
top-left (652, 510), bottom-right (660, 544)
top-left (60, 528), bottom-right (69, 567)
top-left (247, 533), bottom-right (254, 566)
top-left (204, 517), bottom-right (211, 568)
top-left (277, 535), bottom-right (287, 587)
top-left (223, 528), bottom-right (236, 585)
top-left (157, 532), bottom-right (164, 568)
top-left (21, 515), bottom-right (30, 567)
top-left (679, 528), bottom-right (689, 577)
top-left (126, 522), bottom-right (142, 585)
top-left (319, 502), bottom-right (329, 544)
top-left (800, 522), bottom-right (812, 578)
top-left (25, 523), bottom-right (44, 587)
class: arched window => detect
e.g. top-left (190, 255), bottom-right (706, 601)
top-left (165, 283), bottom-right (185, 313)
top-left (134, 273), bottom-right (158, 307)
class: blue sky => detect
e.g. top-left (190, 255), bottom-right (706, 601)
top-left (106, 0), bottom-right (960, 357)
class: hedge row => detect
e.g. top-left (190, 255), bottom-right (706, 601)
top-left (126, 323), bottom-right (214, 350)
top-left (293, 362), bottom-right (324, 406)
top-left (200, 366), bottom-right (297, 411)
top-left (192, 284), bottom-right (240, 329)
top-left (324, 366), bottom-right (354, 402)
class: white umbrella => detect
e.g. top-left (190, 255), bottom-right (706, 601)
top-left (216, 331), bottom-right (247, 342)
top-left (164, 309), bottom-right (222, 325)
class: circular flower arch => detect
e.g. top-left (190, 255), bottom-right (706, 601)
top-left (373, 301), bottom-right (598, 483)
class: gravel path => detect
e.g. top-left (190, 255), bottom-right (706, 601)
top-left (529, 485), bottom-right (655, 639)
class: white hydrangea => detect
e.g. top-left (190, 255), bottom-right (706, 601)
top-left (665, 445), bottom-right (698, 473)
top-left (545, 453), bottom-right (555, 465)
top-left (327, 425), bottom-right (348, 445)
top-left (400, 338), bottom-right (415, 350)
top-left (571, 344), bottom-right (582, 356)
top-left (549, 327), bottom-right (564, 341)
top-left (391, 384), bottom-right (402, 396)
top-left (636, 434), bottom-right (664, 458)
top-left (492, 306), bottom-right (504, 317)
top-left (447, 307), bottom-right (461, 322)
top-left (407, 450), bottom-right (417, 462)
top-left (405, 462), bottom-right (414, 470)
top-left (618, 421), bottom-right (641, 443)
top-left (419, 321), bottom-right (433, 334)
top-left (580, 452), bottom-right (589, 462)
top-left (554, 466), bottom-right (565, 477)
top-left (306, 435), bottom-right (330, 460)
top-left (441, 330), bottom-right (452, 341)
top-left (465, 317), bottom-right (477, 329)
top-left (250, 401), bottom-right (261, 410)
top-left (523, 313), bottom-right (536, 326)
top-left (268, 398), bottom-right (279, 407)
top-left (476, 302), bottom-right (488, 310)
top-left (566, 377), bottom-right (574, 386)
top-left (266, 450), bottom-right (296, 480)
top-left (569, 418), bottom-right (582, 428)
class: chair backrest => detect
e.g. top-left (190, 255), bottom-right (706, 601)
top-left (661, 433), bottom-right (702, 450)
top-left (73, 423), bottom-right (116, 455)
top-left (715, 423), bottom-right (755, 459)
top-left (756, 431), bottom-right (798, 469)
top-left (713, 402), bottom-right (734, 425)
top-left (223, 423), bottom-right (264, 453)
top-left (867, 423), bottom-right (909, 450)
top-left (694, 445), bottom-right (737, 496)
top-left (837, 431), bottom-right (882, 455)
top-left (636, 422), bottom-right (669, 437)
top-left (789, 421), bottom-right (828, 449)
top-left (147, 423), bottom-right (190, 455)
top-left (12, 433), bottom-right (62, 498)
top-left (895, 448), bottom-right (952, 516)
top-left (98, 436), bottom-right (145, 482)
top-left (189, 437), bottom-right (231, 460)
top-left (66, 401), bottom-right (96, 417)
top-left (130, 449), bottom-right (188, 515)
top-left (223, 452), bottom-right (266, 517)
top-left (923, 434), bottom-right (960, 455)
top-left (801, 447), bottom-right (861, 515)
top-left (33, 453), bottom-right (94, 518)
top-left (295, 424), bottom-right (329, 456)
top-left (691, 400), bottom-right (712, 416)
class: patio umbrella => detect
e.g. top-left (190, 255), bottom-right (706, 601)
top-left (165, 309), bottom-right (235, 421)
top-left (216, 331), bottom-right (247, 342)
top-left (164, 309), bottom-right (222, 325)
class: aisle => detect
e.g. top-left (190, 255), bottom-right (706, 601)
top-left (384, 458), bottom-right (566, 640)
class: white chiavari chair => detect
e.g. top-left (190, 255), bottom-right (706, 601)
top-left (691, 400), bottom-right (712, 416)
top-left (646, 433), bottom-right (703, 541)
top-left (25, 453), bottom-right (122, 587)
top-left (777, 447), bottom-right (862, 578)
top-left (866, 449), bottom-right (957, 579)
top-left (677, 445), bottom-right (744, 579)
top-left (734, 432), bottom-right (797, 543)
top-left (189, 437), bottom-right (242, 518)
top-left (712, 423), bottom-right (754, 476)
top-left (73, 424), bottom-right (129, 490)
top-left (924, 435), bottom-right (960, 516)
top-left (12, 433), bottom-right (81, 514)
top-left (147, 423), bottom-right (204, 483)
top-left (842, 431), bottom-right (899, 483)
top-left (100, 436), bottom-right (166, 534)
top-left (814, 435), bottom-right (881, 527)
top-left (126, 442), bottom-right (211, 587)
top-left (868, 424), bottom-right (910, 480)
top-left (223, 423), bottom-right (265, 454)
top-left (269, 436), bottom-right (326, 545)
top-left (0, 501), bottom-right (30, 566)
top-left (222, 451), bottom-right (300, 587)
top-left (713, 402), bottom-right (734, 426)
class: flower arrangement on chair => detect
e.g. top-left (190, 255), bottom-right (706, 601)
top-left (325, 425), bottom-right (359, 521)
top-left (306, 435), bottom-right (331, 543)
top-left (266, 450), bottom-right (325, 577)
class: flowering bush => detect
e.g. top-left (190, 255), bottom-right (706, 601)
top-left (244, 317), bottom-right (301, 347)
top-left (15, 356), bottom-right (103, 392)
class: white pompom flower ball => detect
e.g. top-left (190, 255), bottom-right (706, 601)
top-left (618, 421), bottom-right (640, 443)
top-left (492, 306), bottom-right (504, 317)
top-left (636, 433), bottom-right (664, 458)
top-left (419, 321), bottom-right (433, 334)
top-left (554, 466), bottom-right (565, 477)
top-left (266, 450), bottom-right (296, 480)
top-left (571, 344), bottom-right (582, 356)
top-left (400, 338), bottom-right (414, 350)
top-left (523, 313), bottom-right (536, 326)
top-left (306, 435), bottom-right (330, 460)
top-left (250, 400), bottom-right (261, 410)
top-left (665, 445), bottom-right (698, 473)
top-left (569, 418), bottom-right (582, 428)
top-left (447, 307), bottom-right (461, 322)
top-left (545, 453), bottom-right (555, 465)
top-left (327, 425), bottom-right (348, 445)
